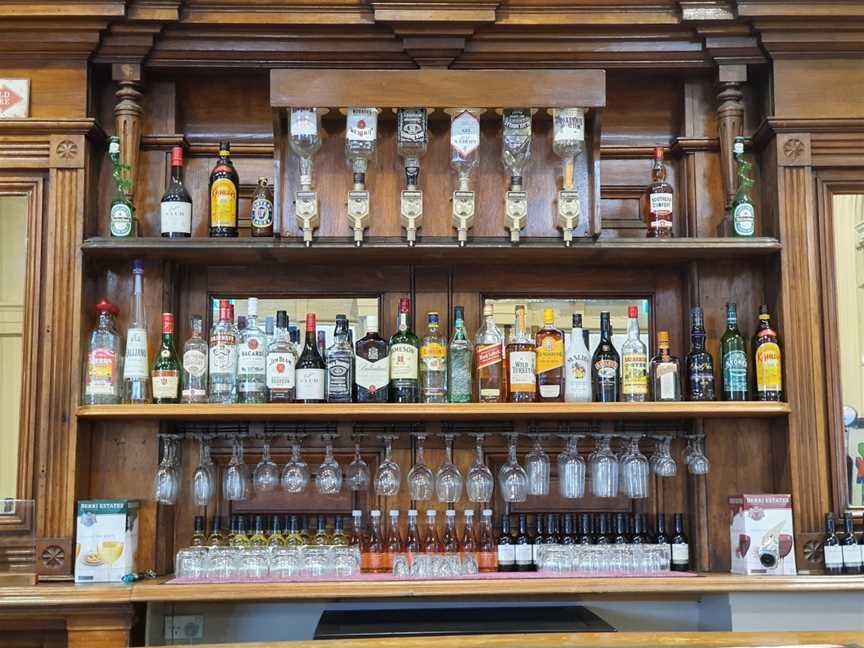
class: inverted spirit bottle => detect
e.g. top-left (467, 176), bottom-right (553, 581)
top-left (620, 305), bottom-right (648, 402)
top-left (591, 311), bottom-right (619, 402)
top-left (296, 313), bottom-right (326, 403)
top-left (355, 314), bottom-right (389, 402)
top-left (83, 299), bottom-right (123, 405)
top-left (209, 299), bottom-right (237, 403)
top-left (552, 108), bottom-right (585, 245)
top-left (326, 314), bottom-right (354, 403)
top-left (420, 312), bottom-right (447, 403)
top-left (345, 107), bottom-right (378, 245)
top-left (502, 108), bottom-right (532, 243)
top-left (397, 108), bottom-right (428, 245)
top-left (649, 331), bottom-right (681, 401)
top-left (730, 136), bottom-right (756, 237)
top-left (449, 108), bottom-right (481, 246)
top-left (237, 297), bottom-right (267, 403)
top-left (686, 307), bottom-right (715, 401)
top-left (535, 307), bottom-right (564, 402)
top-left (721, 302), bottom-right (749, 400)
top-left (753, 305), bottom-right (783, 401)
top-left (475, 302), bottom-right (504, 402)
top-left (123, 261), bottom-right (150, 403)
top-left (151, 313), bottom-right (180, 404)
top-left (290, 107), bottom-right (323, 245)
top-left (564, 313), bottom-right (592, 402)
top-left (266, 310), bottom-right (297, 403)
top-left (506, 304), bottom-right (536, 402)
top-left (160, 146), bottom-right (192, 238)
top-left (209, 142), bottom-right (239, 238)
top-left (645, 147), bottom-right (673, 238)
top-left (389, 298), bottom-right (420, 403)
top-left (448, 305), bottom-right (473, 403)
top-left (181, 315), bottom-right (208, 403)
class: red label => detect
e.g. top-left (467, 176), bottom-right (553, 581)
top-left (477, 551), bottom-right (498, 571)
top-left (476, 343), bottom-right (502, 369)
top-left (0, 85), bottom-right (22, 111)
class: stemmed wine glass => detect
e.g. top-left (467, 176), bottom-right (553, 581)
top-left (374, 434), bottom-right (401, 497)
top-left (687, 434), bottom-right (710, 475)
top-left (435, 433), bottom-right (463, 503)
top-left (525, 436), bottom-right (550, 496)
top-left (466, 434), bottom-right (494, 503)
top-left (281, 436), bottom-right (310, 494)
top-left (620, 435), bottom-right (650, 499)
top-left (316, 435), bottom-right (343, 495)
top-left (407, 433), bottom-right (434, 501)
top-left (557, 434), bottom-right (585, 499)
top-left (346, 439), bottom-right (370, 491)
top-left (253, 435), bottom-right (280, 493)
top-left (588, 434), bottom-right (619, 498)
top-left (223, 435), bottom-right (252, 501)
top-left (154, 435), bottom-right (181, 505)
top-left (651, 436), bottom-right (677, 477)
top-left (191, 434), bottom-right (215, 506)
top-left (498, 433), bottom-right (528, 503)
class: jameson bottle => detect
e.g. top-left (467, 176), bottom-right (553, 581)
top-left (389, 297), bottom-right (420, 403)
top-left (591, 311), bottom-right (619, 402)
top-left (448, 305), bottom-right (473, 403)
top-left (686, 307), bottom-right (715, 401)
top-left (355, 314), bottom-right (389, 402)
top-left (160, 146), bottom-right (193, 238)
top-left (209, 141), bottom-right (239, 237)
top-left (721, 302), bottom-right (749, 400)
top-left (151, 313), bottom-right (181, 404)
top-left (753, 305), bottom-right (783, 401)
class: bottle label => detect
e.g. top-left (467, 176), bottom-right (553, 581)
top-left (622, 354), bottom-right (648, 395)
top-left (356, 355), bottom-right (389, 393)
top-left (390, 343), bottom-right (418, 380)
top-left (671, 543), bottom-right (689, 564)
top-left (123, 328), bottom-right (149, 379)
top-left (657, 362), bottom-right (677, 399)
top-left (536, 337), bottom-right (564, 374)
top-left (365, 551), bottom-right (385, 572)
top-left (824, 545), bottom-right (843, 568)
top-left (210, 177), bottom-right (238, 228)
top-left (650, 193), bottom-right (673, 217)
top-left (733, 202), bottom-right (755, 236)
top-left (594, 358), bottom-right (618, 381)
top-left (476, 343), bottom-right (503, 369)
top-left (291, 108), bottom-right (317, 137)
top-left (689, 360), bottom-right (715, 398)
top-left (756, 341), bottom-right (782, 393)
top-left (515, 544), bottom-right (533, 565)
top-left (250, 197), bottom-right (273, 229)
top-left (497, 544), bottom-right (515, 564)
top-left (420, 341), bottom-right (447, 371)
top-left (553, 108), bottom-right (585, 143)
top-left (266, 352), bottom-right (296, 389)
top-left (397, 109), bottom-right (427, 144)
top-left (451, 111), bottom-right (480, 157)
top-left (110, 202), bottom-right (133, 237)
top-left (565, 351), bottom-right (592, 401)
top-left (347, 108), bottom-right (378, 142)
top-left (842, 545), bottom-right (862, 567)
top-left (85, 349), bottom-right (117, 395)
top-left (723, 350), bottom-right (748, 393)
top-left (295, 367), bottom-right (325, 399)
top-left (151, 370), bottom-right (179, 399)
top-left (209, 334), bottom-right (237, 373)
top-left (508, 350), bottom-right (536, 392)
top-left (327, 356), bottom-right (352, 397)
top-left (183, 349), bottom-right (207, 378)
top-left (238, 338), bottom-right (266, 375)
top-left (160, 201), bottom-right (192, 235)
top-left (477, 551), bottom-right (498, 571)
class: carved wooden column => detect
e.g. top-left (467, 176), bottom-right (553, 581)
top-left (717, 65), bottom-right (746, 212)
top-left (112, 63), bottom-right (143, 208)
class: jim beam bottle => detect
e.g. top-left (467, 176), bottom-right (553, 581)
top-left (209, 141), bottom-right (239, 237)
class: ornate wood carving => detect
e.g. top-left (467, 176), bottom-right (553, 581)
top-left (716, 65), bottom-right (746, 211)
top-left (112, 63), bottom-right (143, 208)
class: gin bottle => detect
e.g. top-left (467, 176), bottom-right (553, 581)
top-left (123, 260), bottom-right (150, 403)
top-left (237, 297), bottom-right (267, 403)
top-left (208, 299), bottom-right (237, 404)
top-left (181, 315), bottom-right (208, 403)
top-left (83, 299), bottom-right (123, 405)
top-left (447, 305), bottom-right (473, 403)
top-left (420, 312), bottom-right (447, 403)
top-left (326, 314), bottom-right (354, 403)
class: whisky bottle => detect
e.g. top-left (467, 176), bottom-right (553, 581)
top-left (160, 146), bottom-right (192, 238)
top-left (506, 304), bottom-right (537, 402)
top-left (686, 307), bottom-right (716, 401)
top-left (123, 261), bottom-right (150, 403)
top-left (620, 305), bottom-right (648, 402)
top-left (190, 516), bottom-right (206, 547)
top-left (181, 315), bottom-right (208, 403)
top-left (266, 311), bottom-right (297, 402)
top-left (355, 314), bottom-right (389, 402)
top-left (721, 302), bottom-right (749, 400)
top-left (326, 314), bottom-right (354, 403)
top-left (535, 307), bottom-right (564, 402)
top-left (389, 297), bottom-right (420, 403)
top-left (474, 301), bottom-right (504, 402)
top-left (296, 313), bottom-right (326, 403)
top-left (237, 298), bottom-right (267, 403)
top-left (645, 146), bottom-right (673, 238)
top-left (250, 176), bottom-right (274, 237)
top-left (753, 305), bottom-right (783, 401)
top-left (82, 299), bottom-right (123, 405)
top-left (823, 513), bottom-right (843, 575)
top-left (591, 310), bottom-right (619, 402)
top-left (730, 137), bottom-right (756, 237)
top-left (649, 330), bottom-right (681, 401)
top-left (419, 312), bottom-right (447, 403)
top-left (151, 313), bottom-right (180, 404)
top-left (564, 313), bottom-right (592, 402)
top-left (448, 305), bottom-right (473, 403)
top-left (209, 141), bottom-right (239, 237)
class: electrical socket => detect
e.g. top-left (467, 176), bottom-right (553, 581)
top-left (164, 615), bottom-right (204, 641)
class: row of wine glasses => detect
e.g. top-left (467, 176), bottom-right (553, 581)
top-left (154, 432), bottom-right (710, 506)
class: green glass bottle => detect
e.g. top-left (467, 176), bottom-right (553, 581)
top-left (389, 297), bottom-right (421, 403)
top-left (730, 136), bottom-right (755, 237)
top-left (448, 305), bottom-right (473, 402)
top-left (108, 136), bottom-right (136, 238)
top-left (721, 302), bottom-right (749, 401)
top-left (151, 313), bottom-right (181, 404)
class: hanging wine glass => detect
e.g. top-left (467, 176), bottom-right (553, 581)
top-left (316, 435), bottom-right (343, 495)
top-left (153, 435), bottom-right (180, 505)
top-left (407, 433), bottom-right (434, 501)
top-left (346, 440), bottom-right (370, 491)
top-left (525, 436), bottom-right (550, 496)
top-left (374, 435), bottom-right (401, 497)
top-left (621, 435), bottom-right (650, 499)
top-left (281, 437), bottom-right (310, 494)
top-left (557, 434), bottom-right (585, 499)
top-left (191, 434), bottom-right (214, 506)
top-left (223, 435), bottom-right (251, 501)
top-left (687, 435), bottom-right (710, 475)
top-left (435, 433), bottom-right (463, 503)
top-left (588, 434), bottom-right (619, 498)
top-left (466, 434), bottom-right (494, 503)
top-left (498, 433), bottom-right (528, 503)
top-left (653, 436), bottom-right (677, 478)
top-left (253, 435), bottom-right (280, 493)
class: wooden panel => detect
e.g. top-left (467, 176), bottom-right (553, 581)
top-left (0, 64), bottom-right (88, 119)
top-left (774, 59), bottom-right (864, 119)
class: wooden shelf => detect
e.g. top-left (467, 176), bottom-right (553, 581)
top-left (80, 237), bottom-right (782, 267)
top-left (75, 401), bottom-right (790, 422)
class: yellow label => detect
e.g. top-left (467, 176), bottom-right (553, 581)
top-left (756, 342), bottom-right (782, 392)
top-left (535, 337), bottom-right (563, 374)
top-left (210, 177), bottom-right (237, 228)
top-left (622, 354), bottom-right (648, 395)
top-left (420, 342), bottom-right (446, 360)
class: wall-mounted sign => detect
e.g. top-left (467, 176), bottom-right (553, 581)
top-left (0, 79), bottom-right (29, 118)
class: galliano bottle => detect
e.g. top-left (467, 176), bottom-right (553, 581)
top-left (123, 261), bottom-right (150, 403)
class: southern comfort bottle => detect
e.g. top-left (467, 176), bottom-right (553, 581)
top-left (645, 146), bottom-right (673, 238)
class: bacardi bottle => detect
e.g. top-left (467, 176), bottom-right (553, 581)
top-left (237, 297), bottom-right (267, 403)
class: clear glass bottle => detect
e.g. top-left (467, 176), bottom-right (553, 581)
top-left (83, 299), bottom-right (124, 405)
top-left (238, 297), bottom-right (267, 403)
top-left (502, 108), bottom-right (532, 186)
top-left (564, 313), bottom-right (591, 402)
top-left (266, 310), bottom-right (297, 402)
top-left (620, 305), bottom-right (648, 402)
top-left (423, 509), bottom-right (443, 553)
top-left (649, 330), bottom-right (681, 401)
top-left (646, 147), bottom-right (674, 238)
top-left (450, 108), bottom-right (481, 245)
top-left (448, 305), bottom-right (473, 403)
top-left (208, 299), bottom-right (237, 404)
top-left (345, 108), bottom-right (378, 174)
top-left (552, 108), bottom-right (585, 191)
top-left (420, 312), bottom-right (448, 403)
top-left (397, 108), bottom-right (427, 183)
top-left (478, 509), bottom-right (498, 572)
top-left (181, 315), bottom-right (208, 403)
top-left (123, 260), bottom-right (150, 403)
top-left (535, 307), bottom-right (564, 402)
top-left (474, 301), bottom-right (504, 402)
top-left (326, 314), bottom-right (354, 403)
top-left (290, 108), bottom-right (322, 186)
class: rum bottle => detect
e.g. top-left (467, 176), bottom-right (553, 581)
top-left (181, 315), bottom-right (208, 403)
top-left (326, 314), bottom-right (354, 403)
top-left (160, 146), bottom-right (192, 238)
top-left (564, 313), bottom-right (592, 402)
top-left (355, 314), bottom-right (389, 402)
top-left (497, 514), bottom-right (515, 572)
top-left (123, 260), bottom-right (150, 403)
top-left (535, 307), bottom-right (564, 402)
top-left (721, 302), bottom-right (749, 400)
top-left (151, 313), bottom-right (180, 404)
top-left (646, 146), bottom-right (673, 238)
top-left (209, 141), bottom-right (239, 237)
top-left (670, 513), bottom-right (689, 572)
top-left (649, 330), bottom-right (681, 401)
top-left (266, 310), bottom-right (297, 402)
top-left (83, 299), bottom-right (123, 405)
top-left (250, 177), bottom-right (274, 237)
top-left (237, 297), bottom-right (267, 403)
top-left (753, 305), bottom-right (783, 401)
top-left (389, 297), bottom-right (420, 403)
top-left (448, 305), bottom-right (473, 403)
top-left (823, 513), bottom-right (843, 575)
top-left (686, 307), bottom-right (716, 401)
top-left (296, 313), bottom-right (326, 403)
top-left (506, 304), bottom-right (536, 402)
top-left (419, 311), bottom-right (447, 403)
top-left (475, 301), bottom-right (504, 402)
top-left (620, 304), bottom-right (648, 402)
top-left (591, 310), bottom-right (619, 402)
top-left (478, 509), bottom-right (498, 572)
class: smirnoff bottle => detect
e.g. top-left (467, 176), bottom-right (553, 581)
top-left (208, 299), bottom-right (237, 404)
top-left (237, 297), bottom-right (267, 403)
top-left (474, 302), bottom-right (504, 402)
top-left (123, 260), bottom-right (150, 403)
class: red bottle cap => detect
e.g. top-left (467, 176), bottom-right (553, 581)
top-left (654, 146), bottom-right (665, 161)
top-left (162, 312), bottom-right (175, 334)
top-left (399, 297), bottom-right (410, 314)
top-left (171, 146), bottom-right (183, 167)
top-left (306, 312), bottom-right (316, 333)
top-left (95, 299), bottom-right (119, 315)
top-left (628, 305), bottom-right (638, 318)
top-left (227, 304), bottom-right (235, 321)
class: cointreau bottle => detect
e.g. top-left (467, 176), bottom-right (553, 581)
top-left (645, 147), bottom-right (673, 238)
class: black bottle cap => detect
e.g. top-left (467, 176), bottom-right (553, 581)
top-left (454, 305), bottom-right (465, 321)
top-left (572, 313), bottom-right (582, 329)
top-left (276, 310), bottom-right (288, 329)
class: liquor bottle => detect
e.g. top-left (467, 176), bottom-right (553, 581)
top-left (332, 517), bottom-right (349, 547)
top-left (313, 515), bottom-right (329, 546)
top-left (385, 510), bottom-right (403, 570)
top-left (443, 510), bottom-right (460, 554)
top-left (535, 307), bottom-right (564, 402)
top-left (181, 315), bottom-right (208, 403)
top-left (730, 136), bottom-right (756, 237)
top-left (83, 299), bottom-right (123, 405)
top-left (532, 513), bottom-right (545, 566)
top-left (595, 513), bottom-right (611, 545)
top-left (249, 515), bottom-right (268, 548)
top-left (687, 307), bottom-right (716, 401)
top-left (423, 510), bottom-right (443, 553)
top-left (475, 301), bottom-right (504, 402)
top-left (461, 510), bottom-right (477, 559)
top-left (296, 313), bottom-right (326, 403)
top-left (842, 513), bottom-right (862, 575)
top-left (506, 304), bottom-right (536, 402)
top-left (448, 306), bottom-right (473, 403)
top-left (265, 317), bottom-right (275, 347)
top-left (232, 516), bottom-right (251, 549)
top-left (345, 107), bottom-right (378, 245)
top-left (420, 312), bottom-right (448, 403)
top-left (389, 297), bottom-right (420, 403)
top-left (406, 509), bottom-right (422, 556)
top-left (631, 513), bottom-right (648, 544)
top-left (123, 261), bottom-right (150, 403)
top-left (207, 516), bottom-right (225, 548)
top-left (208, 299), bottom-right (237, 404)
top-left (577, 513), bottom-right (593, 544)
top-left (564, 313), bottom-right (592, 403)
top-left (621, 305), bottom-right (648, 402)
top-left (670, 513), bottom-right (689, 572)
top-left (645, 146), bottom-right (673, 238)
top-left (397, 108), bottom-right (428, 245)
top-left (160, 146), bottom-right (192, 238)
top-left (650, 331), bottom-right (682, 401)
top-left (721, 302), bottom-right (749, 400)
top-left (250, 177), bottom-right (274, 237)
top-left (654, 513), bottom-right (669, 545)
top-left (349, 511), bottom-right (363, 550)
top-left (613, 513), bottom-right (629, 544)
top-left (326, 314), bottom-right (354, 403)
top-left (366, 510), bottom-right (386, 573)
top-left (355, 314), bottom-right (389, 402)
top-left (266, 310), bottom-right (297, 402)
top-left (268, 515), bottom-right (286, 548)
top-left (548, 514), bottom-right (562, 547)
top-left (562, 513), bottom-right (576, 546)
top-left (209, 141), bottom-right (239, 237)
top-left (108, 136), bottom-right (136, 238)
top-left (238, 297), bottom-right (267, 403)
top-left (317, 331), bottom-right (327, 360)
top-left (591, 311), bottom-right (620, 402)
top-left (497, 514), bottom-right (515, 572)
top-left (753, 305), bottom-right (783, 401)
top-left (823, 513), bottom-right (843, 575)
top-left (151, 313), bottom-right (181, 404)
top-left (191, 516), bottom-right (206, 547)
top-left (515, 513), bottom-right (533, 571)
top-left (478, 509), bottom-right (498, 572)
